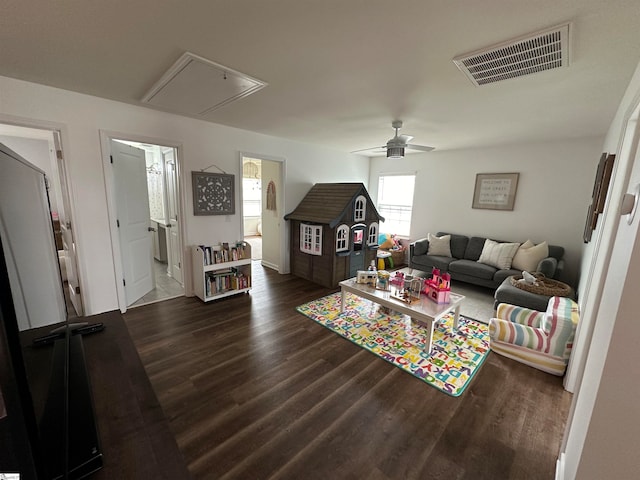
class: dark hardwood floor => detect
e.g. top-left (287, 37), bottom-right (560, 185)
top-left (124, 262), bottom-right (572, 479)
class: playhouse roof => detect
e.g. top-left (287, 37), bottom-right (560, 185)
top-left (284, 182), bottom-right (383, 228)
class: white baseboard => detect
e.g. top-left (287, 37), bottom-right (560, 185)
top-left (555, 453), bottom-right (566, 480)
top-left (261, 260), bottom-right (279, 272)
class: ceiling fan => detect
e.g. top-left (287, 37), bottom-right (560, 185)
top-left (352, 120), bottom-right (435, 158)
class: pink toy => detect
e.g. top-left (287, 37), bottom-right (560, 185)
top-left (424, 268), bottom-right (451, 304)
top-left (390, 271), bottom-right (405, 286)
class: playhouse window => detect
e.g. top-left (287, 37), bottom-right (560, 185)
top-left (354, 195), bottom-right (366, 221)
top-left (300, 223), bottom-right (323, 255)
top-left (336, 224), bottom-right (349, 252)
top-left (367, 222), bottom-right (378, 246)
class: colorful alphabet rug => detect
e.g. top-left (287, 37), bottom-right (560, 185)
top-left (296, 292), bottom-right (490, 397)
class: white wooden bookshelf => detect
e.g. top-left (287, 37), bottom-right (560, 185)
top-left (191, 242), bottom-right (251, 302)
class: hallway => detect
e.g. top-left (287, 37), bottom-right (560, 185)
top-left (244, 235), bottom-right (262, 260)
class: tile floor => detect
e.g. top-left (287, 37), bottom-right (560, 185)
top-left (130, 260), bottom-right (184, 307)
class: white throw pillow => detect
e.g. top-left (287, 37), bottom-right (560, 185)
top-left (512, 240), bottom-right (549, 272)
top-left (427, 233), bottom-right (452, 257)
top-left (477, 239), bottom-right (520, 270)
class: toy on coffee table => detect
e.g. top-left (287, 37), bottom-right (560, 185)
top-left (376, 270), bottom-right (391, 291)
top-left (424, 268), bottom-right (451, 304)
top-left (356, 270), bottom-right (377, 286)
top-left (391, 274), bottom-right (423, 304)
top-left (390, 271), bottom-right (405, 288)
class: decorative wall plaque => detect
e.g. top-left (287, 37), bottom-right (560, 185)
top-left (192, 171), bottom-right (235, 215)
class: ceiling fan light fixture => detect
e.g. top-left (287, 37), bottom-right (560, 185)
top-left (387, 146), bottom-right (405, 159)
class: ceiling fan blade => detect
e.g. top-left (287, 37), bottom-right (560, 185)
top-left (406, 143), bottom-right (435, 152)
top-left (397, 134), bottom-right (413, 143)
top-left (350, 146), bottom-right (387, 155)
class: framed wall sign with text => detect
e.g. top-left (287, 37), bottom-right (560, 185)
top-left (472, 173), bottom-right (519, 211)
top-left (192, 171), bottom-right (235, 215)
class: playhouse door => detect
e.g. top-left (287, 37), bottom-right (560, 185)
top-left (349, 226), bottom-right (366, 277)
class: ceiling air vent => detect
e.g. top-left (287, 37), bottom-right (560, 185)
top-left (142, 52), bottom-right (267, 115)
top-left (453, 23), bottom-right (570, 86)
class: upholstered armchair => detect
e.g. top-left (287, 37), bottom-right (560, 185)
top-left (488, 296), bottom-right (579, 375)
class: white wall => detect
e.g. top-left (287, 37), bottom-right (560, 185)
top-left (561, 60), bottom-right (640, 480)
top-left (369, 138), bottom-right (604, 287)
top-left (0, 75), bottom-right (370, 315)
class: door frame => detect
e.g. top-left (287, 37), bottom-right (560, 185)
top-left (100, 130), bottom-right (186, 313)
top-left (0, 115), bottom-right (85, 315)
top-left (238, 151), bottom-right (288, 273)
top-left (162, 147), bottom-right (183, 284)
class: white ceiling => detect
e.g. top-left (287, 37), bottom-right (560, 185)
top-left (1, 0), bottom-right (639, 154)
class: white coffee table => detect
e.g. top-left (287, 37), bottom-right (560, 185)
top-left (339, 275), bottom-right (464, 354)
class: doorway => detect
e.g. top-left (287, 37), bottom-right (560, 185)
top-left (103, 134), bottom-right (185, 311)
top-left (242, 157), bottom-right (263, 260)
top-left (0, 122), bottom-right (84, 319)
top-left (240, 154), bottom-right (285, 272)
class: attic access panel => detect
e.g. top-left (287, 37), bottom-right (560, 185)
top-left (142, 52), bottom-right (267, 116)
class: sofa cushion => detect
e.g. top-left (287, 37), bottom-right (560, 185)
top-left (512, 240), bottom-right (549, 272)
top-left (449, 259), bottom-right (496, 280)
top-left (427, 233), bottom-right (452, 257)
top-left (436, 232), bottom-right (469, 259)
top-left (412, 254), bottom-right (455, 272)
top-left (464, 236), bottom-right (487, 261)
top-left (493, 268), bottom-right (522, 285)
top-left (478, 239), bottom-right (520, 269)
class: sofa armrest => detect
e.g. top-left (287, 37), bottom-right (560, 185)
top-left (410, 237), bottom-right (429, 257)
top-left (553, 259), bottom-right (565, 280)
top-left (489, 318), bottom-right (546, 351)
top-left (536, 256), bottom-right (558, 278)
top-left (496, 303), bottom-right (544, 328)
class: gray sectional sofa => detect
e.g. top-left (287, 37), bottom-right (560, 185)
top-left (409, 232), bottom-right (565, 289)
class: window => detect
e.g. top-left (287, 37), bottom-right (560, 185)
top-left (377, 174), bottom-right (416, 236)
top-left (354, 195), bottom-right (366, 221)
top-left (300, 223), bottom-right (322, 255)
top-left (242, 178), bottom-right (261, 217)
top-left (336, 224), bottom-right (349, 252)
top-left (367, 222), bottom-right (378, 246)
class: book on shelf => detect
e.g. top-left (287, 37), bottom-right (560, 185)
top-left (199, 241), bottom-right (249, 265)
top-left (204, 269), bottom-right (250, 296)
top-left (231, 273), bottom-right (250, 290)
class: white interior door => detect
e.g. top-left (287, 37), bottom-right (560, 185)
top-left (111, 140), bottom-right (154, 305)
top-left (260, 158), bottom-right (283, 271)
top-left (164, 149), bottom-right (183, 284)
top-left (53, 132), bottom-right (84, 316)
